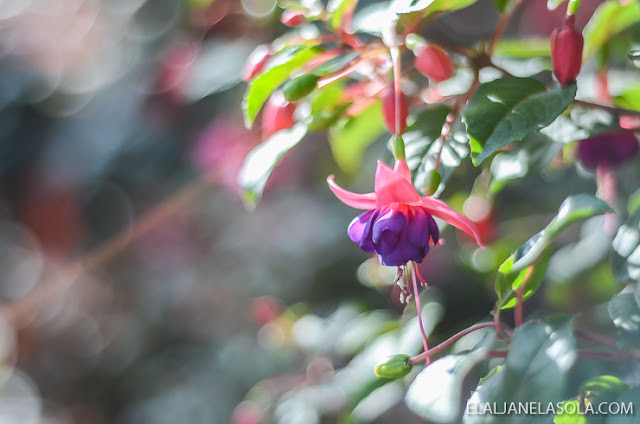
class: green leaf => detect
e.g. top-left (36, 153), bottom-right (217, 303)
top-left (406, 333), bottom-right (497, 424)
top-left (494, 38), bottom-right (551, 58)
top-left (554, 400), bottom-right (586, 424)
top-left (608, 284), bottom-right (640, 332)
top-left (329, 102), bottom-right (384, 174)
top-left (604, 387), bottom-right (640, 423)
top-left (237, 124), bottom-right (307, 209)
top-left (462, 77), bottom-right (577, 165)
top-left (509, 194), bottom-right (613, 272)
top-left (583, 0), bottom-right (640, 59)
top-left (613, 83), bottom-right (640, 112)
top-left (242, 46), bottom-right (322, 128)
top-left (327, 0), bottom-right (359, 29)
top-left (464, 319), bottom-right (577, 424)
top-left (496, 246), bottom-right (552, 310)
top-left (612, 191), bottom-right (640, 282)
top-left (494, 0), bottom-right (511, 14)
top-left (580, 375), bottom-right (631, 404)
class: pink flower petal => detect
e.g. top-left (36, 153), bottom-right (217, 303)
top-left (393, 159), bottom-right (413, 183)
top-left (374, 161), bottom-right (421, 207)
top-left (420, 197), bottom-right (485, 247)
top-left (327, 175), bottom-right (377, 210)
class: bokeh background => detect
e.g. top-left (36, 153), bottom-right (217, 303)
top-left (0, 0), bottom-right (631, 423)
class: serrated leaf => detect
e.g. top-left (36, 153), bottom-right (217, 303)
top-left (237, 124), bottom-right (307, 208)
top-left (329, 102), bottom-right (384, 174)
top-left (463, 319), bottom-right (577, 424)
top-left (496, 247), bottom-right (552, 310)
top-left (509, 195), bottom-right (613, 272)
top-left (327, 0), bottom-right (359, 29)
top-left (406, 333), bottom-right (497, 424)
top-left (608, 284), bottom-right (640, 331)
top-left (554, 400), bottom-right (586, 424)
top-left (242, 47), bottom-right (322, 128)
top-left (583, 0), bottom-right (640, 59)
top-left (462, 77), bottom-right (577, 165)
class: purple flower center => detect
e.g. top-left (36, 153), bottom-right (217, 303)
top-left (347, 204), bottom-right (439, 266)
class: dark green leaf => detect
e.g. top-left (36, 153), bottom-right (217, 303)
top-left (496, 247), bottom-right (552, 310)
top-left (329, 102), bottom-right (384, 174)
top-left (611, 191), bottom-right (640, 282)
top-left (583, 0), bottom-right (640, 59)
top-left (462, 77), bottom-right (577, 165)
top-left (242, 47), bottom-right (322, 128)
top-left (608, 284), bottom-right (640, 331)
top-left (604, 387), bottom-right (640, 423)
top-left (237, 124), bottom-right (307, 209)
top-left (494, 0), bottom-right (511, 14)
top-left (464, 319), bottom-right (577, 424)
top-left (509, 195), bottom-right (613, 272)
top-left (554, 400), bottom-right (586, 424)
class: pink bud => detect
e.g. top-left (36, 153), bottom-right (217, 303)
top-left (551, 16), bottom-right (583, 85)
top-left (281, 10), bottom-right (306, 27)
top-left (382, 89), bottom-right (408, 135)
top-left (414, 45), bottom-right (454, 83)
top-left (242, 45), bottom-right (272, 82)
top-left (261, 92), bottom-right (296, 138)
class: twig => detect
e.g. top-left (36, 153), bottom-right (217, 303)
top-left (573, 99), bottom-right (640, 117)
top-left (408, 322), bottom-right (513, 365)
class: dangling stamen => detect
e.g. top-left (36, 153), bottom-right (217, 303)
top-left (411, 261), bottom-right (430, 365)
top-left (415, 263), bottom-right (428, 287)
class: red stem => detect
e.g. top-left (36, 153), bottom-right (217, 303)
top-left (412, 262), bottom-right (431, 365)
top-left (408, 322), bottom-right (513, 365)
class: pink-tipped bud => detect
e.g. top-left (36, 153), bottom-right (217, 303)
top-left (551, 16), bottom-right (584, 85)
top-left (382, 89), bottom-right (408, 135)
top-left (281, 10), bottom-right (306, 27)
top-left (261, 92), bottom-right (296, 138)
top-left (414, 45), bottom-right (454, 83)
top-left (242, 45), bottom-right (272, 82)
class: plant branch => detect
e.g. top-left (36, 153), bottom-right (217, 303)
top-left (409, 322), bottom-right (513, 365)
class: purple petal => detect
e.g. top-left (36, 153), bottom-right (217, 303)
top-left (406, 207), bottom-right (430, 249)
top-left (348, 209), bottom-right (376, 243)
top-left (427, 213), bottom-right (439, 245)
top-left (372, 207), bottom-right (406, 255)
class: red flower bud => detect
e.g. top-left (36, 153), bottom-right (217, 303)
top-left (242, 45), bottom-right (272, 82)
top-left (261, 92), bottom-right (296, 138)
top-left (414, 45), bottom-right (454, 83)
top-left (281, 10), bottom-right (306, 27)
top-left (382, 89), bottom-right (408, 135)
top-left (550, 16), bottom-right (583, 85)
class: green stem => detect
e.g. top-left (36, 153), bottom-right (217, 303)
top-left (567, 0), bottom-right (580, 16)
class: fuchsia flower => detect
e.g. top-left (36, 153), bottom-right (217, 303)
top-left (327, 159), bottom-right (484, 266)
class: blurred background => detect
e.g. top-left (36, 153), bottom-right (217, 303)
top-left (0, 0), bottom-right (632, 423)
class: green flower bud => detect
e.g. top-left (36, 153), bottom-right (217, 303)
top-left (282, 74), bottom-right (319, 102)
top-left (374, 354), bottom-right (412, 379)
top-left (424, 169), bottom-right (441, 196)
top-left (391, 135), bottom-right (406, 160)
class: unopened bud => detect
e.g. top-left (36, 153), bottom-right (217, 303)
top-left (391, 135), bottom-right (406, 159)
top-left (414, 45), bottom-right (455, 83)
top-left (424, 169), bottom-right (441, 195)
top-left (281, 10), bottom-right (306, 27)
top-left (282, 74), bottom-right (318, 102)
top-left (374, 354), bottom-right (413, 379)
top-left (550, 16), bottom-right (584, 85)
top-left (261, 92), bottom-right (296, 138)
